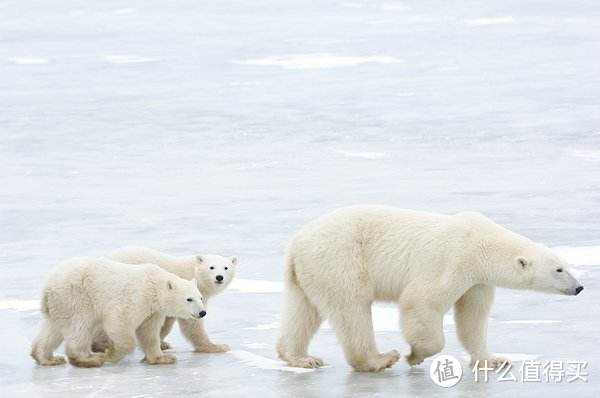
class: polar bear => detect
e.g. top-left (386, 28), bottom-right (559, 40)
top-left (276, 205), bottom-right (584, 372)
top-left (31, 257), bottom-right (205, 367)
top-left (100, 246), bottom-right (237, 353)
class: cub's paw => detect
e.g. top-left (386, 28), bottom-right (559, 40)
top-left (287, 356), bottom-right (324, 369)
top-left (38, 355), bottom-right (67, 366)
top-left (91, 341), bottom-right (111, 353)
top-left (406, 352), bottom-right (425, 367)
top-left (472, 355), bottom-right (511, 370)
top-left (146, 354), bottom-right (177, 365)
top-left (195, 342), bottom-right (230, 353)
top-left (382, 350), bottom-right (401, 369)
top-left (160, 341), bottom-right (172, 350)
top-left (357, 350), bottom-right (400, 372)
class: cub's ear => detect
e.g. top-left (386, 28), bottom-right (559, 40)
top-left (230, 256), bottom-right (238, 265)
top-left (516, 256), bottom-right (530, 269)
top-left (196, 255), bottom-right (204, 264)
top-left (167, 281), bottom-right (174, 290)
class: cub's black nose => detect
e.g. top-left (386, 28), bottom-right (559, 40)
top-left (216, 275), bottom-right (224, 282)
top-left (575, 286), bottom-right (584, 295)
top-left (199, 310), bottom-right (207, 318)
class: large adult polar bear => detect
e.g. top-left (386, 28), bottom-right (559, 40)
top-left (276, 205), bottom-right (584, 372)
top-left (31, 257), bottom-right (205, 367)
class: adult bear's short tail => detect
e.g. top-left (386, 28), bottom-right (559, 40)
top-left (283, 251), bottom-right (299, 288)
top-left (40, 290), bottom-right (50, 316)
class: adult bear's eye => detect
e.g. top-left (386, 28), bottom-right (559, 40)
top-left (210, 266), bottom-right (214, 270)
top-left (224, 267), bottom-right (228, 270)
top-left (556, 268), bottom-right (563, 273)
top-left (187, 298), bottom-right (193, 302)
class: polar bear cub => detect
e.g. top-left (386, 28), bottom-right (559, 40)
top-left (105, 246), bottom-right (237, 352)
top-left (31, 257), bottom-right (205, 367)
top-left (277, 206), bottom-right (584, 372)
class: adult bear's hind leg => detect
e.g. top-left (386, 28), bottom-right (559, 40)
top-left (276, 280), bottom-right (323, 368)
top-left (328, 303), bottom-right (400, 372)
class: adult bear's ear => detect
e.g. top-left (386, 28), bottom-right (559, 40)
top-left (230, 256), bottom-right (238, 265)
top-left (196, 255), bottom-right (204, 264)
top-left (516, 256), bottom-right (530, 269)
top-left (167, 281), bottom-right (174, 290)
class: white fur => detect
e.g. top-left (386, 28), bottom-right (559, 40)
top-left (105, 246), bottom-right (237, 352)
top-left (31, 257), bottom-right (204, 367)
top-left (276, 205), bottom-right (583, 372)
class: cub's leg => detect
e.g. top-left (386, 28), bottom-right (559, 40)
top-left (159, 317), bottom-right (176, 350)
top-left (179, 318), bottom-right (230, 353)
top-left (138, 314), bottom-right (176, 365)
top-left (91, 331), bottom-right (112, 353)
top-left (64, 317), bottom-right (106, 368)
top-left (31, 318), bottom-right (66, 366)
top-left (103, 314), bottom-right (136, 364)
top-left (328, 303), bottom-right (400, 372)
top-left (401, 297), bottom-right (445, 366)
top-left (454, 284), bottom-right (509, 369)
top-left (276, 279), bottom-right (323, 368)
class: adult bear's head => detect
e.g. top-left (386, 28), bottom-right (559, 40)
top-left (459, 211), bottom-right (584, 296)
top-left (510, 244), bottom-right (583, 296)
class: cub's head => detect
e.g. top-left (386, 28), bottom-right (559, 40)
top-left (166, 277), bottom-right (206, 319)
top-left (194, 255), bottom-right (238, 294)
top-left (511, 245), bottom-right (583, 296)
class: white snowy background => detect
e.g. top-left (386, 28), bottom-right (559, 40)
top-left (1, 0), bottom-right (599, 396)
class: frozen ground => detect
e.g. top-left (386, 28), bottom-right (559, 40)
top-left (1, 0), bottom-right (600, 396)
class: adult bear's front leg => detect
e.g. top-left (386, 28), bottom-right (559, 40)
top-left (401, 297), bottom-right (445, 366)
top-left (454, 284), bottom-right (509, 369)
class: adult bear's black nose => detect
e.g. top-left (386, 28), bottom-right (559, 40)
top-left (216, 275), bottom-right (224, 282)
top-left (199, 310), bottom-right (207, 318)
top-left (575, 286), bottom-right (584, 295)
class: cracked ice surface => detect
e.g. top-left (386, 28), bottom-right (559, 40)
top-left (1, 0), bottom-right (600, 396)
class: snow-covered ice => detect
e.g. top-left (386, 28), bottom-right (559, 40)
top-left (1, 0), bottom-right (600, 396)
top-left (6, 57), bottom-right (48, 65)
top-left (236, 54), bottom-right (402, 69)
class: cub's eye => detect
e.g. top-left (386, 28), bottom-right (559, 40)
top-left (210, 266), bottom-right (214, 270)
top-left (224, 267), bottom-right (228, 271)
top-left (187, 298), bottom-right (193, 302)
top-left (556, 268), bottom-right (563, 273)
